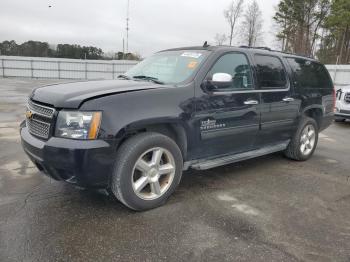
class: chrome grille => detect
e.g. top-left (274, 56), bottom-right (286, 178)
top-left (28, 99), bottom-right (55, 118)
top-left (345, 93), bottom-right (350, 103)
top-left (26, 100), bottom-right (55, 139)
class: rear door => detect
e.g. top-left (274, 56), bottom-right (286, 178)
top-left (286, 57), bottom-right (335, 129)
top-left (253, 54), bottom-right (300, 146)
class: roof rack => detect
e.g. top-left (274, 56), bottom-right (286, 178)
top-left (271, 49), bottom-right (315, 59)
top-left (255, 47), bottom-right (272, 51)
top-left (238, 46), bottom-right (272, 51)
top-left (237, 45), bottom-right (314, 59)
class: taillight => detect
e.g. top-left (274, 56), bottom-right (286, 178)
top-left (333, 88), bottom-right (336, 112)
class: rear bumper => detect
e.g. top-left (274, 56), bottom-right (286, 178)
top-left (20, 125), bottom-right (116, 188)
top-left (335, 113), bottom-right (350, 119)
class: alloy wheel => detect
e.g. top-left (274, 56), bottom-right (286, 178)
top-left (300, 124), bottom-right (316, 156)
top-left (131, 147), bottom-right (176, 200)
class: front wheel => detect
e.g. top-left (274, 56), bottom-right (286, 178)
top-left (111, 132), bottom-right (183, 211)
top-left (284, 117), bottom-right (318, 161)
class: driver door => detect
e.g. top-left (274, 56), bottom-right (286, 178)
top-left (192, 52), bottom-right (260, 159)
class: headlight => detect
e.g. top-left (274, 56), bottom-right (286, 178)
top-left (55, 111), bottom-right (102, 140)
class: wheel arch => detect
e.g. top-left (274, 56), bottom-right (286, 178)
top-left (115, 118), bottom-right (189, 160)
top-left (301, 105), bottom-right (324, 129)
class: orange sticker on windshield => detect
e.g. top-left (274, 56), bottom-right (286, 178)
top-left (187, 61), bottom-right (198, 69)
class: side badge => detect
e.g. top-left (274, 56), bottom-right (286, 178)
top-left (200, 119), bottom-right (226, 131)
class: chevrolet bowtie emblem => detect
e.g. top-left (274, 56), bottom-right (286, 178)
top-left (26, 110), bottom-right (33, 119)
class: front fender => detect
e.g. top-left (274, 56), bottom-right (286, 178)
top-left (80, 83), bottom-right (195, 141)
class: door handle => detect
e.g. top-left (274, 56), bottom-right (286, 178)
top-left (282, 97), bottom-right (294, 102)
top-left (244, 99), bottom-right (259, 105)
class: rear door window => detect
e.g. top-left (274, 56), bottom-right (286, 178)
top-left (286, 58), bottom-right (332, 89)
top-left (254, 55), bottom-right (288, 89)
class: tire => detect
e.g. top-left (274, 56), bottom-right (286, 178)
top-left (335, 118), bottom-right (346, 122)
top-left (284, 116), bottom-right (318, 161)
top-left (111, 132), bottom-right (183, 211)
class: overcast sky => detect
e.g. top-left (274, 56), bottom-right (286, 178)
top-left (0, 0), bottom-right (280, 57)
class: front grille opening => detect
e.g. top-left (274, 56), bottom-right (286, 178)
top-left (345, 93), bottom-right (350, 103)
top-left (28, 100), bottom-right (55, 118)
top-left (26, 100), bottom-right (55, 140)
top-left (26, 119), bottom-right (50, 138)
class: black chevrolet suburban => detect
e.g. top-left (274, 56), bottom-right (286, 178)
top-left (20, 45), bottom-right (335, 210)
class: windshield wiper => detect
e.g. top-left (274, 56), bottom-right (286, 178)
top-left (117, 74), bottom-right (131, 80)
top-left (132, 75), bottom-right (164, 85)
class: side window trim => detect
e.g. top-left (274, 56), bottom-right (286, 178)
top-left (205, 51), bottom-right (256, 91)
top-left (253, 54), bottom-right (290, 91)
top-left (285, 56), bottom-right (302, 88)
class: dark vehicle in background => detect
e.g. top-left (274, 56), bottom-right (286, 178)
top-left (20, 45), bottom-right (335, 210)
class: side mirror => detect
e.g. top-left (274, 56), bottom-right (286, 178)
top-left (201, 73), bottom-right (233, 93)
top-left (212, 73), bottom-right (233, 83)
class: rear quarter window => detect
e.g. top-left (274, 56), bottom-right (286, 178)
top-left (286, 58), bottom-right (332, 89)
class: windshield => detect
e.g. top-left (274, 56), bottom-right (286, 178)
top-left (124, 50), bottom-right (208, 85)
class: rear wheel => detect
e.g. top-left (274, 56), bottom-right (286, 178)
top-left (111, 132), bottom-right (183, 211)
top-left (284, 117), bottom-right (318, 161)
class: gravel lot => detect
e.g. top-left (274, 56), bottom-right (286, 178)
top-left (0, 78), bottom-right (350, 262)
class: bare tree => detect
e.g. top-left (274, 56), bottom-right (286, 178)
top-left (214, 33), bottom-right (228, 45)
top-left (241, 0), bottom-right (263, 47)
top-left (224, 0), bottom-right (245, 46)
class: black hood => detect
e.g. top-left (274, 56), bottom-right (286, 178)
top-left (30, 79), bottom-right (162, 108)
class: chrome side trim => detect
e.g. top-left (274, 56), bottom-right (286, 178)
top-left (261, 119), bottom-right (295, 129)
top-left (211, 88), bottom-right (290, 95)
top-left (244, 99), bottom-right (259, 105)
top-left (282, 97), bottom-right (295, 102)
top-left (201, 124), bottom-right (259, 140)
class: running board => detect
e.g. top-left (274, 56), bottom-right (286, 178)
top-left (185, 141), bottom-right (290, 171)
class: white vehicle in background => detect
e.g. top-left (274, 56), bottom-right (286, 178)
top-left (335, 85), bottom-right (350, 122)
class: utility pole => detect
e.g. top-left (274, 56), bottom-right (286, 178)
top-left (122, 38), bottom-right (125, 60)
top-left (126, 0), bottom-right (130, 55)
